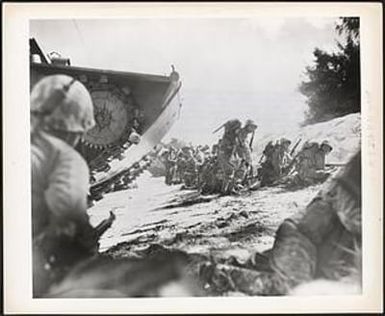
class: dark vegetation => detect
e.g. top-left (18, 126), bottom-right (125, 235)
top-left (299, 17), bottom-right (360, 125)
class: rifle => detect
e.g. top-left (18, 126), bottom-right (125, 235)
top-left (249, 130), bottom-right (255, 151)
top-left (290, 138), bottom-right (302, 156)
top-left (212, 123), bottom-right (225, 134)
top-left (280, 151), bottom-right (301, 178)
top-left (325, 163), bottom-right (347, 167)
top-left (94, 210), bottom-right (116, 239)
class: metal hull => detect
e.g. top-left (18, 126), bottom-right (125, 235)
top-left (92, 83), bottom-right (181, 187)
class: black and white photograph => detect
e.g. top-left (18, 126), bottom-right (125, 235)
top-left (3, 2), bottom-right (383, 314)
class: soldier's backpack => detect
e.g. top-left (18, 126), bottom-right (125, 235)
top-left (223, 119), bottom-right (242, 134)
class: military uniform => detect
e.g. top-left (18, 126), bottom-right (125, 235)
top-left (233, 160), bottom-right (250, 190)
top-left (30, 75), bottom-right (100, 297)
top-left (164, 149), bottom-right (177, 185)
top-left (295, 141), bottom-right (333, 185)
top-left (31, 131), bottom-right (91, 237)
top-left (175, 151), bottom-right (186, 184)
top-left (238, 120), bottom-right (257, 157)
top-left (314, 140), bottom-right (333, 170)
top-left (270, 138), bottom-right (291, 177)
top-left (259, 141), bottom-right (283, 186)
top-left (182, 150), bottom-right (198, 189)
top-left (217, 119), bottom-right (242, 194)
top-left (195, 148), bottom-right (207, 190)
top-left (199, 156), bottom-right (220, 194)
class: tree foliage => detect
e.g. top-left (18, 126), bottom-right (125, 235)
top-left (299, 17), bottom-right (360, 125)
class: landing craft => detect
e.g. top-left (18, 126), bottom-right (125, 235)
top-left (30, 38), bottom-right (182, 202)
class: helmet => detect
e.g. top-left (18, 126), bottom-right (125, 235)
top-left (280, 137), bottom-right (291, 145)
top-left (31, 75), bottom-right (95, 133)
top-left (321, 140), bottom-right (333, 151)
top-left (303, 141), bottom-right (318, 149)
top-left (245, 119), bottom-right (258, 129)
top-left (129, 131), bottom-right (141, 144)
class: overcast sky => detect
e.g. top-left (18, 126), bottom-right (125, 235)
top-left (30, 18), bottom-right (339, 145)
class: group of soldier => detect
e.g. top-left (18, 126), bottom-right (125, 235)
top-left (258, 138), bottom-right (334, 187)
top-left (161, 118), bottom-right (334, 195)
top-left (160, 119), bottom-right (258, 195)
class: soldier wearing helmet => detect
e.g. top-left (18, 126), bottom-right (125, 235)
top-left (239, 119), bottom-right (258, 153)
top-left (320, 140), bottom-right (333, 153)
top-left (31, 75), bottom-right (114, 297)
top-left (244, 119), bottom-right (258, 132)
top-left (278, 138), bottom-right (293, 174)
top-left (128, 130), bottom-right (141, 145)
top-left (268, 138), bottom-right (292, 180)
top-left (257, 141), bottom-right (276, 186)
top-left (292, 140), bottom-right (333, 185)
top-left (182, 147), bottom-right (199, 189)
top-left (280, 137), bottom-right (291, 147)
top-left (234, 119), bottom-right (258, 186)
top-left (315, 140), bottom-right (333, 170)
top-left (164, 147), bottom-right (178, 185)
top-left (216, 119), bottom-right (242, 194)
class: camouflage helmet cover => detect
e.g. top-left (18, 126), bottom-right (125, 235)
top-left (321, 140), bottom-right (333, 150)
top-left (245, 119), bottom-right (258, 129)
top-left (303, 141), bottom-right (319, 149)
top-left (31, 74), bottom-right (95, 133)
top-left (280, 137), bottom-right (291, 145)
top-left (129, 131), bottom-right (141, 144)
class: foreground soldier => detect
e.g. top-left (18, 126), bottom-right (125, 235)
top-left (200, 150), bottom-right (361, 295)
top-left (31, 75), bottom-right (114, 297)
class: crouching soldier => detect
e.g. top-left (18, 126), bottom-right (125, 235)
top-left (315, 140), bottom-right (334, 170)
top-left (258, 138), bottom-right (291, 187)
top-left (200, 150), bottom-right (361, 295)
top-left (31, 75), bottom-right (115, 297)
top-left (294, 140), bottom-right (333, 186)
top-left (257, 141), bottom-right (277, 186)
top-left (278, 138), bottom-right (293, 175)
